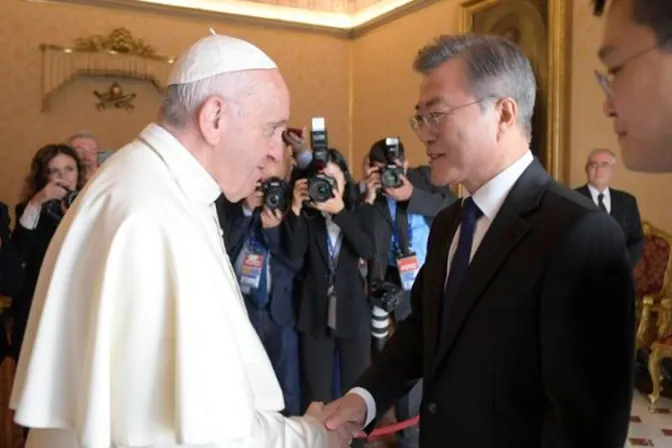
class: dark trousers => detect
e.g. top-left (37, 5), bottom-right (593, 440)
top-left (246, 303), bottom-right (302, 416)
top-left (300, 331), bottom-right (370, 447)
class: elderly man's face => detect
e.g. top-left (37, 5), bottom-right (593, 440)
top-left (215, 70), bottom-right (289, 202)
top-left (413, 58), bottom-right (498, 190)
top-left (586, 151), bottom-right (615, 190)
top-left (600, 0), bottom-right (672, 172)
top-left (70, 137), bottom-right (99, 175)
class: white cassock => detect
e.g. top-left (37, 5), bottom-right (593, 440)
top-left (10, 123), bottom-right (328, 448)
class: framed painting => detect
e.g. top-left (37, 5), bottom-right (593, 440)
top-left (454, 0), bottom-right (572, 196)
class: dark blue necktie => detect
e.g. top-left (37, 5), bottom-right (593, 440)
top-left (438, 197), bottom-right (483, 347)
top-left (598, 193), bottom-right (608, 213)
top-left (249, 229), bottom-right (270, 309)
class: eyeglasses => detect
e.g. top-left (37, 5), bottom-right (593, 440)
top-left (595, 45), bottom-right (658, 98)
top-left (409, 98), bottom-right (493, 133)
top-left (587, 161), bottom-right (613, 170)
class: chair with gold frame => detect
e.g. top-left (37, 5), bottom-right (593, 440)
top-left (633, 222), bottom-right (672, 409)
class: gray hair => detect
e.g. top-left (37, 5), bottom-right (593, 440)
top-left (159, 71), bottom-right (258, 128)
top-left (66, 130), bottom-right (98, 145)
top-left (587, 148), bottom-right (617, 164)
top-left (413, 34), bottom-right (537, 138)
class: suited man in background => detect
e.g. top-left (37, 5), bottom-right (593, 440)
top-left (576, 148), bottom-right (643, 265)
top-left (324, 33), bottom-right (635, 448)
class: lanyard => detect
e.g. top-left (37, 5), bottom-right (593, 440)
top-left (389, 200), bottom-right (413, 256)
top-left (326, 231), bottom-right (340, 289)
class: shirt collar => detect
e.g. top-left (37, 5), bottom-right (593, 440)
top-left (139, 123), bottom-right (221, 205)
top-left (468, 151), bottom-right (534, 221)
top-left (587, 183), bottom-right (610, 200)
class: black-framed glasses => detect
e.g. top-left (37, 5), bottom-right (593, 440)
top-left (409, 97), bottom-right (494, 133)
top-left (595, 45), bottom-right (658, 98)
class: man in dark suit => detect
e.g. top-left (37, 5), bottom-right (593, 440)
top-left (575, 148), bottom-right (643, 265)
top-left (323, 34), bottom-right (635, 448)
top-left (362, 138), bottom-right (455, 448)
top-left (217, 146), bottom-right (303, 416)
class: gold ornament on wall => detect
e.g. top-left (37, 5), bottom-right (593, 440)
top-left (73, 28), bottom-right (162, 59)
top-left (94, 83), bottom-right (136, 112)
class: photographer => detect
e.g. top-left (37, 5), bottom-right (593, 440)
top-left (10, 144), bottom-right (85, 362)
top-left (222, 145), bottom-right (302, 417)
top-left (285, 148), bottom-right (374, 441)
top-left (363, 137), bottom-right (456, 448)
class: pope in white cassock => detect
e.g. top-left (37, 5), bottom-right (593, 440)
top-left (9, 33), bottom-right (347, 448)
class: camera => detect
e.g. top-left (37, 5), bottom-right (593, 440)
top-left (259, 177), bottom-right (289, 212)
top-left (368, 280), bottom-right (404, 313)
top-left (44, 188), bottom-right (79, 222)
top-left (306, 117), bottom-right (336, 203)
top-left (379, 137), bottom-right (404, 189)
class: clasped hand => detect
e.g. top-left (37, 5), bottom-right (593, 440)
top-left (305, 394), bottom-right (368, 448)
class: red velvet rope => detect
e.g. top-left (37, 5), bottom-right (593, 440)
top-left (355, 415), bottom-right (420, 440)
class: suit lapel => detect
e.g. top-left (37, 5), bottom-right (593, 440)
top-left (374, 196), bottom-right (394, 228)
top-left (429, 161), bottom-right (550, 378)
top-left (425, 203), bottom-right (461, 359)
top-left (311, 217), bottom-right (331, 267)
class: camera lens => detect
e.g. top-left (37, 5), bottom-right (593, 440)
top-left (266, 193), bottom-right (280, 208)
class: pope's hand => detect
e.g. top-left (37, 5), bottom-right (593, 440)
top-left (324, 394), bottom-right (367, 440)
top-left (305, 402), bottom-right (355, 447)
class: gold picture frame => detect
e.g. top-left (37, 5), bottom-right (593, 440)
top-left (455, 0), bottom-right (572, 197)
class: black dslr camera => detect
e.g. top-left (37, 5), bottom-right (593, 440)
top-left (258, 177), bottom-right (289, 212)
top-left (306, 117), bottom-right (336, 203)
top-left (380, 137), bottom-right (404, 189)
top-left (44, 188), bottom-right (79, 222)
top-left (368, 280), bottom-right (404, 313)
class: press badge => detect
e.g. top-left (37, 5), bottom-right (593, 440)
top-left (240, 252), bottom-right (265, 290)
top-left (396, 253), bottom-right (420, 291)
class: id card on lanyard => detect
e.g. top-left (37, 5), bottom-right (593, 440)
top-left (391, 206), bottom-right (420, 291)
top-left (240, 233), bottom-right (265, 291)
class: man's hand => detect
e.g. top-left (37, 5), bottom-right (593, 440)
top-left (323, 394), bottom-right (368, 441)
top-left (260, 207), bottom-right (283, 229)
top-left (291, 179), bottom-right (309, 216)
top-left (285, 127), bottom-right (308, 155)
top-left (363, 166), bottom-right (381, 205)
top-left (305, 402), bottom-right (355, 448)
top-left (384, 175), bottom-right (414, 202)
top-left (244, 190), bottom-right (264, 211)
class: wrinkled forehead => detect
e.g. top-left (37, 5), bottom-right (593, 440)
top-left (588, 151), bottom-right (615, 164)
top-left (70, 137), bottom-right (98, 151)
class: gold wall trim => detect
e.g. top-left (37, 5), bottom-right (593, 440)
top-left (457, 0), bottom-right (572, 197)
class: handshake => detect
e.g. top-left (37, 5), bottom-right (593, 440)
top-left (304, 394), bottom-right (369, 448)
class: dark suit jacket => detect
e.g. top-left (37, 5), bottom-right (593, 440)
top-left (357, 161), bottom-right (635, 448)
top-left (222, 203), bottom-right (302, 328)
top-left (286, 206), bottom-right (375, 338)
top-left (575, 185), bottom-right (643, 266)
top-left (0, 202), bottom-right (23, 297)
top-left (0, 202), bottom-right (24, 363)
top-left (10, 202), bottom-right (59, 360)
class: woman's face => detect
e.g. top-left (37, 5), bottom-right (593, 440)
top-left (46, 154), bottom-right (79, 191)
top-left (323, 161), bottom-right (346, 196)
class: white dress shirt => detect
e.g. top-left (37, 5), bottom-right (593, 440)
top-left (587, 184), bottom-right (611, 214)
top-left (350, 150), bottom-right (534, 427)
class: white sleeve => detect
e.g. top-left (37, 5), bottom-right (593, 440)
top-left (348, 387), bottom-right (377, 427)
top-left (18, 202), bottom-right (42, 230)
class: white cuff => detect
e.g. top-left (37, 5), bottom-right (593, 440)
top-left (242, 205), bottom-right (254, 217)
top-left (347, 387), bottom-right (377, 428)
top-left (296, 150), bottom-right (313, 170)
top-left (19, 202), bottom-right (42, 230)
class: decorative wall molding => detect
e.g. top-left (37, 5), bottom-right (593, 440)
top-left (40, 29), bottom-right (173, 111)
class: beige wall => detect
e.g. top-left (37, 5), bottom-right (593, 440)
top-left (0, 0), bottom-right (670, 232)
top-left (0, 0), bottom-right (350, 209)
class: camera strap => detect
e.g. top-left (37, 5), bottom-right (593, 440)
top-left (390, 200), bottom-right (412, 257)
top-left (326, 230), bottom-right (341, 290)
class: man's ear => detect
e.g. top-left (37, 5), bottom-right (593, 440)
top-left (198, 96), bottom-right (227, 146)
top-left (495, 97), bottom-right (518, 140)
